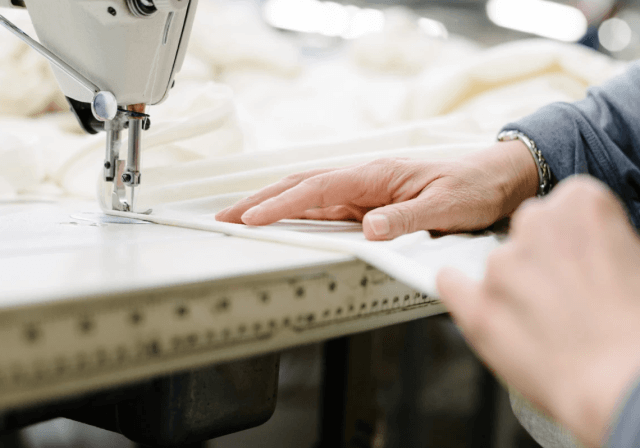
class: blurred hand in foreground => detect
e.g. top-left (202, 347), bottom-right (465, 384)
top-left (438, 177), bottom-right (640, 448)
top-left (216, 141), bottom-right (539, 240)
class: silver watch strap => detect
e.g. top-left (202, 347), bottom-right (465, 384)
top-left (497, 130), bottom-right (552, 197)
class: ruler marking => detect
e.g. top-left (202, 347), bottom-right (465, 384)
top-left (0, 260), bottom-right (442, 408)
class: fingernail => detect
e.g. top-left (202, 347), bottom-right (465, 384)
top-left (367, 214), bottom-right (390, 236)
top-left (242, 206), bottom-right (260, 222)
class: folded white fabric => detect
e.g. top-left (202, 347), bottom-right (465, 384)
top-left (106, 202), bottom-right (503, 298)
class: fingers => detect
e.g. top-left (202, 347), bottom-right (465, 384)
top-left (509, 177), bottom-right (631, 251)
top-left (438, 265), bottom-right (524, 378)
top-left (436, 267), bottom-right (484, 334)
top-left (296, 205), bottom-right (369, 222)
top-left (217, 158), bottom-right (431, 227)
top-left (215, 168), bottom-right (337, 223)
top-left (238, 169), bottom-right (375, 226)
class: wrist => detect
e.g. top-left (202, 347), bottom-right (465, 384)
top-left (563, 362), bottom-right (640, 447)
top-left (504, 140), bottom-right (540, 205)
top-left (476, 141), bottom-right (539, 218)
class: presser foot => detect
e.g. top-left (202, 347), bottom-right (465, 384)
top-left (108, 159), bottom-right (152, 215)
top-left (104, 107), bottom-right (152, 215)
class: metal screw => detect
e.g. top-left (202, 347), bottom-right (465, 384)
top-left (122, 173), bottom-right (133, 183)
top-left (104, 161), bottom-right (111, 169)
top-left (108, 6), bottom-right (117, 16)
top-left (143, 118), bottom-right (151, 131)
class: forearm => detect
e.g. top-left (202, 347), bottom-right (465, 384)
top-left (501, 61), bottom-right (640, 227)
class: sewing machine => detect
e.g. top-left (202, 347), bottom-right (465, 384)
top-left (0, 3), bottom-right (474, 447)
top-left (0, 0), bottom-right (197, 214)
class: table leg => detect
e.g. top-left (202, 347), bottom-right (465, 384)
top-left (316, 333), bottom-right (379, 448)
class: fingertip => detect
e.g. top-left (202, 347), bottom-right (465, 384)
top-left (436, 267), bottom-right (480, 313)
top-left (241, 206), bottom-right (270, 226)
top-left (363, 214), bottom-right (393, 241)
top-left (214, 207), bottom-right (231, 221)
top-left (240, 208), bottom-right (258, 225)
top-left (436, 267), bottom-right (465, 299)
top-left (215, 206), bottom-right (244, 224)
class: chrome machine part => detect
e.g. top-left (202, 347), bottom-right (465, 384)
top-left (126, 0), bottom-right (158, 18)
top-left (104, 108), bottom-right (152, 214)
top-left (127, 0), bottom-right (188, 17)
top-left (124, 118), bottom-right (143, 212)
top-left (121, 104), bottom-right (151, 214)
top-left (91, 91), bottom-right (119, 122)
top-left (104, 112), bottom-right (130, 212)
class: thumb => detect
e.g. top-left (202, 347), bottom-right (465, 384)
top-left (362, 193), bottom-right (448, 240)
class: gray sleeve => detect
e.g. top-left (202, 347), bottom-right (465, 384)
top-left (607, 379), bottom-right (640, 448)
top-left (501, 61), bottom-right (640, 227)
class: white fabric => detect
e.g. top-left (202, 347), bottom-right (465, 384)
top-left (0, 10), bottom-right (66, 117)
top-left (0, 1), bottom-right (624, 202)
top-left (107, 202), bottom-right (503, 298)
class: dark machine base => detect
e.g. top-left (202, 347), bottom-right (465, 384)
top-left (0, 354), bottom-right (280, 447)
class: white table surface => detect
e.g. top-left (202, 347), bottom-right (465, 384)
top-left (0, 198), bottom-right (444, 410)
top-left (0, 198), bottom-right (352, 308)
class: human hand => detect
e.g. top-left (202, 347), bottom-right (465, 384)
top-left (437, 177), bottom-right (640, 448)
top-left (216, 140), bottom-right (539, 240)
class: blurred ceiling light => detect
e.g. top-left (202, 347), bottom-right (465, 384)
top-left (418, 17), bottom-right (448, 39)
top-left (486, 0), bottom-right (588, 42)
top-left (263, 0), bottom-right (385, 39)
top-left (598, 17), bottom-right (633, 52)
top-left (321, 2), bottom-right (350, 37)
top-left (342, 8), bottom-right (385, 39)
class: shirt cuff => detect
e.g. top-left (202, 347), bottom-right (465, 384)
top-left (606, 375), bottom-right (640, 448)
top-left (500, 102), bottom-right (599, 185)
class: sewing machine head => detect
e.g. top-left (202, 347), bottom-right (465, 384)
top-left (0, 0), bottom-right (199, 213)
